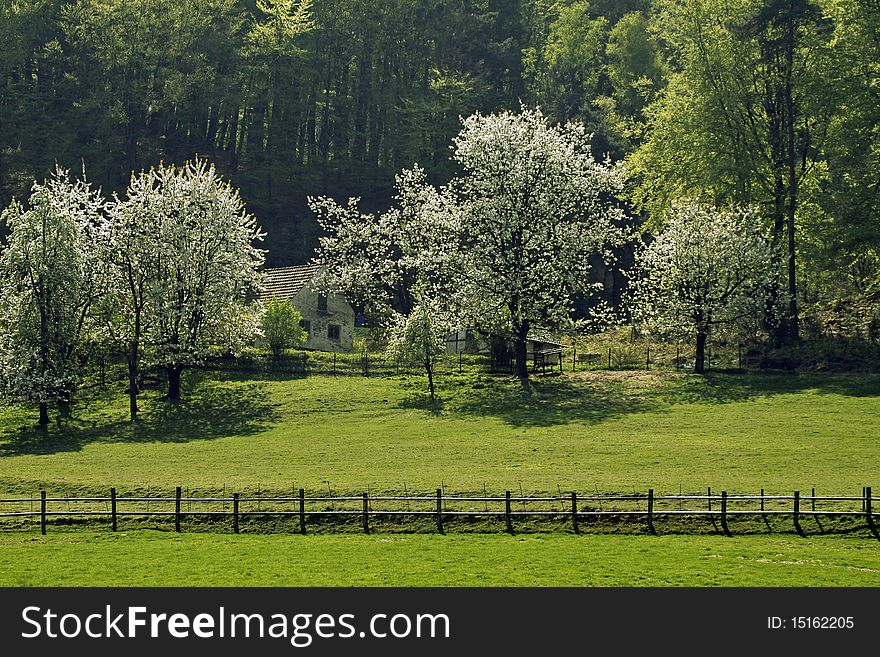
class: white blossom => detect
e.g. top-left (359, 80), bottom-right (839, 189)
top-left (108, 160), bottom-right (266, 401)
top-left (0, 167), bottom-right (109, 424)
top-left (313, 106), bottom-right (629, 389)
top-left (386, 292), bottom-right (450, 403)
top-left (633, 201), bottom-right (781, 372)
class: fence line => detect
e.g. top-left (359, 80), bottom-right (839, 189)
top-left (2, 487), bottom-right (877, 538)
top-left (80, 338), bottom-right (847, 395)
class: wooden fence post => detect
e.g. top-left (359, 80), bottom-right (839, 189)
top-left (40, 490), bottom-right (46, 536)
top-left (707, 486), bottom-right (712, 512)
top-left (362, 493), bottom-right (370, 534)
top-left (811, 487), bottom-right (816, 512)
top-left (721, 491), bottom-right (729, 536)
top-left (505, 491), bottom-right (513, 533)
top-left (175, 486), bottom-right (182, 532)
top-left (866, 487), bottom-right (877, 538)
top-left (646, 346), bottom-right (650, 371)
top-left (299, 488), bottom-right (306, 535)
top-left (571, 491), bottom-right (579, 535)
top-left (760, 488), bottom-right (766, 524)
top-left (647, 489), bottom-right (655, 535)
top-left (436, 489), bottom-right (444, 534)
top-left (794, 491), bottom-right (804, 537)
top-left (233, 493), bottom-right (239, 534)
top-left (111, 487), bottom-right (117, 532)
top-left (607, 348), bottom-right (612, 369)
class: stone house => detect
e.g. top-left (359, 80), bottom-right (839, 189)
top-left (260, 263), bottom-right (355, 353)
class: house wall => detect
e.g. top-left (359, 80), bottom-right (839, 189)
top-left (292, 284), bottom-right (354, 353)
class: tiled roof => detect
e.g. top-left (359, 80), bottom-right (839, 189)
top-left (259, 263), bottom-right (321, 300)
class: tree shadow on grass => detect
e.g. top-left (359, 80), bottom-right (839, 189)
top-left (0, 376), bottom-right (282, 457)
top-left (652, 370), bottom-right (880, 404)
top-left (431, 370), bottom-right (880, 428)
top-left (399, 392), bottom-right (445, 416)
top-left (434, 375), bottom-right (655, 428)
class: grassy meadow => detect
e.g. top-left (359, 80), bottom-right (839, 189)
top-left (0, 368), bottom-right (877, 497)
top-left (0, 366), bottom-right (878, 586)
top-left (1, 531), bottom-right (879, 587)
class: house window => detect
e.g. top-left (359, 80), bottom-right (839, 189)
top-left (317, 293), bottom-right (328, 314)
top-left (328, 324), bottom-right (341, 341)
top-left (300, 319), bottom-right (311, 336)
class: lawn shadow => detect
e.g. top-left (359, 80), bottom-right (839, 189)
top-left (654, 370), bottom-right (880, 405)
top-left (399, 392), bottom-right (445, 415)
top-left (0, 374), bottom-right (282, 457)
top-left (436, 374), bottom-right (655, 428)
top-left (434, 370), bottom-right (880, 428)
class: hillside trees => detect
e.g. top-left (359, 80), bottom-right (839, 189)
top-left (0, 168), bottom-right (108, 425)
top-left (1, 0), bottom-right (531, 264)
top-left (629, 0), bottom-right (837, 343)
top-left (807, 0), bottom-right (880, 304)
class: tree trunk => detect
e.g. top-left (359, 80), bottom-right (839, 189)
top-left (166, 366), bottom-right (182, 401)
top-left (768, 173), bottom-right (788, 346)
top-left (128, 349), bottom-right (139, 422)
top-left (514, 321), bottom-right (530, 391)
top-left (695, 331), bottom-right (707, 374)
top-left (128, 308), bottom-right (142, 421)
top-left (785, 24), bottom-right (800, 343)
top-left (38, 402), bottom-right (49, 425)
top-left (425, 355), bottom-right (435, 403)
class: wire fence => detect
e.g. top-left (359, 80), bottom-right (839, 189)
top-left (193, 344), bottom-right (749, 379)
top-left (80, 336), bottom-right (866, 393)
top-left (2, 486), bottom-right (877, 538)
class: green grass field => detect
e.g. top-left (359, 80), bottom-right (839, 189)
top-left (1, 368), bottom-right (878, 586)
top-left (1, 530), bottom-right (879, 586)
top-left (0, 369), bottom-right (877, 496)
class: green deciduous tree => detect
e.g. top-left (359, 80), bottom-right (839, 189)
top-left (629, 0), bottom-right (836, 344)
top-left (260, 298), bottom-right (307, 358)
top-left (387, 295), bottom-right (449, 403)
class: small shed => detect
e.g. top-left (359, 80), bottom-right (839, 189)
top-left (445, 328), bottom-right (566, 372)
top-left (260, 263), bottom-right (355, 353)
